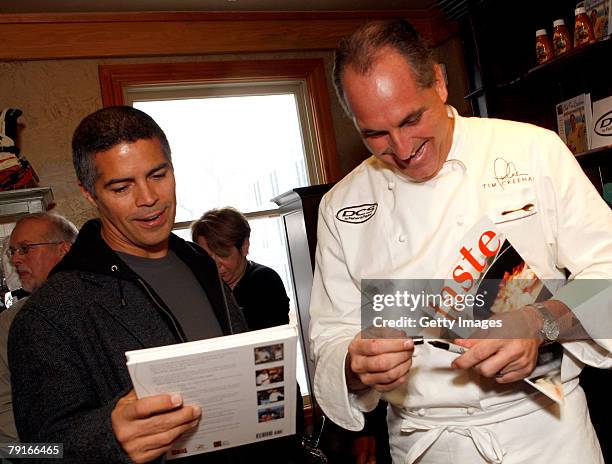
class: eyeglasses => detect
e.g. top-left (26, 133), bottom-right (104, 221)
top-left (7, 242), bottom-right (63, 257)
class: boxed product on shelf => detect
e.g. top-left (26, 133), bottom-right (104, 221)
top-left (583, 0), bottom-right (611, 39)
top-left (556, 93), bottom-right (593, 154)
top-left (590, 95), bottom-right (612, 149)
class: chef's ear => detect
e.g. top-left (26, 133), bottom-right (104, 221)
top-left (433, 64), bottom-right (448, 104)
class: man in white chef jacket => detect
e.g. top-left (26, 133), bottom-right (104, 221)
top-left (309, 19), bottom-right (612, 463)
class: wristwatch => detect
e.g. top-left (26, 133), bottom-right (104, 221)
top-left (530, 303), bottom-right (560, 343)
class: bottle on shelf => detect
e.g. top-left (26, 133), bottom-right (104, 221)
top-left (552, 19), bottom-right (573, 56)
top-left (535, 29), bottom-right (554, 64)
top-left (574, 7), bottom-right (596, 47)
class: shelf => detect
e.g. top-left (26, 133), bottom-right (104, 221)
top-left (494, 35), bottom-right (612, 91)
top-left (0, 187), bottom-right (54, 219)
top-left (575, 144), bottom-right (612, 166)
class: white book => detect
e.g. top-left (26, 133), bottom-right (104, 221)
top-left (126, 324), bottom-right (298, 460)
top-left (591, 95), bottom-right (612, 149)
top-left (556, 93), bottom-right (593, 154)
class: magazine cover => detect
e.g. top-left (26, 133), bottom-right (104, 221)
top-left (584, 0), bottom-right (611, 39)
top-left (556, 93), bottom-right (592, 154)
top-left (433, 217), bottom-right (563, 403)
top-left (361, 217), bottom-right (565, 402)
top-left (591, 95), bottom-right (612, 149)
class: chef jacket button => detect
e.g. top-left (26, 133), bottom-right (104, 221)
top-left (417, 408), bottom-right (426, 416)
top-left (398, 234), bottom-right (406, 243)
top-left (466, 407), bottom-right (476, 415)
top-left (456, 215), bottom-right (464, 226)
top-left (387, 181), bottom-right (395, 190)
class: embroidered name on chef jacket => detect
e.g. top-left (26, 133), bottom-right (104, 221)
top-left (336, 203), bottom-right (378, 223)
top-left (481, 156), bottom-right (533, 190)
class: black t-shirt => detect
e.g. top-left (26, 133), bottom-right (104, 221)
top-left (233, 261), bottom-right (289, 331)
top-left (118, 250), bottom-right (223, 341)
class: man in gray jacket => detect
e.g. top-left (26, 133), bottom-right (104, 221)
top-left (0, 212), bottom-right (77, 443)
top-left (8, 106), bottom-right (248, 463)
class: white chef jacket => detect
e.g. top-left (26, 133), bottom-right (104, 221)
top-left (309, 107), bottom-right (612, 463)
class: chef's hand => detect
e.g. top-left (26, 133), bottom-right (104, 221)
top-left (111, 390), bottom-right (201, 463)
top-left (451, 338), bottom-right (541, 383)
top-left (451, 307), bottom-right (543, 383)
top-left (346, 327), bottom-right (415, 392)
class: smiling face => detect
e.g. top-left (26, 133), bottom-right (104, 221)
top-left (81, 137), bottom-right (176, 258)
top-left (342, 50), bottom-right (454, 182)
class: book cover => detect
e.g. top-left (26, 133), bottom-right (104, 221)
top-left (584, 0), bottom-right (611, 39)
top-left (125, 324), bottom-right (298, 459)
top-left (556, 93), bottom-right (592, 154)
top-left (591, 95), bottom-right (612, 149)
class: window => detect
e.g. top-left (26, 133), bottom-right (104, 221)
top-left (129, 90), bottom-right (309, 321)
top-left (100, 60), bottom-right (339, 399)
top-left (128, 85), bottom-right (317, 219)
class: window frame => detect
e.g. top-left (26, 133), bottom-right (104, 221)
top-left (127, 81), bottom-right (321, 190)
top-left (98, 59), bottom-right (341, 186)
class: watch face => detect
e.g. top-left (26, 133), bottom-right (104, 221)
top-left (543, 320), bottom-right (560, 341)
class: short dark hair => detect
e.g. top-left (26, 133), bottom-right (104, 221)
top-left (72, 106), bottom-right (171, 195)
top-left (333, 19), bottom-right (436, 115)
top-left (13, 212), bottom-right (78, 244)
top-left (191, 207), bottom-right (251, 256)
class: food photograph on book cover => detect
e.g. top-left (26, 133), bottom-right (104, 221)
top-left (475, 239), bottom-right (553, 318)
top-left (253, 343), bottom-right (284, 364)
top-left (257, 387), bottom-right (285, 406)
top-left (257, 405), bottom-right (285, 423)
top-left (255, 366), bottom-right (284, 386)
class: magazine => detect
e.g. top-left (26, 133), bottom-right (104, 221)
top-left (590, 95), bottom-right (612, 149)
top-left (584, 0), bottom-right (611, 39)
top-left (556, 93), bottom-right (593, 154)
top-left (434, 217), bottom-right (564, 403)
top-left (125, 324), bottom-right (298, 459)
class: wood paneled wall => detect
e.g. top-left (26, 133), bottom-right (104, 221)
top-left (0, 11), bottom-right (457, 61)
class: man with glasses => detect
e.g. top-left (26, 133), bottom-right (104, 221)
top-left (0, 212), bottom-right (77, 443)
top-left (6, 213), bottom-right (77, 295)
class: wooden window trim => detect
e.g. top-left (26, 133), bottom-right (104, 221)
top-left (99, 59), bottom-right (341, 183)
